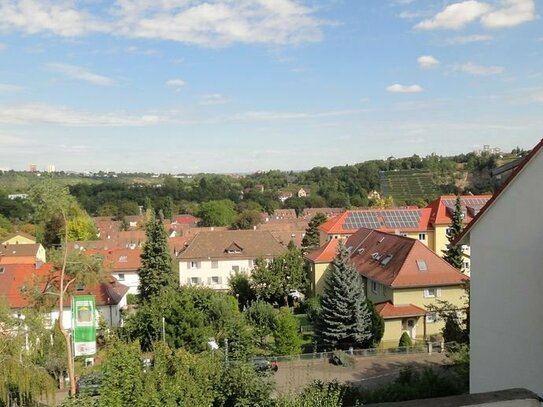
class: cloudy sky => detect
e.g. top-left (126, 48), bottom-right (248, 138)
top-left (0, 0), bottom-right (541, 173)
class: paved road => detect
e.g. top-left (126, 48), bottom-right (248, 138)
top-left (274, 352), bottom-right (447, 394)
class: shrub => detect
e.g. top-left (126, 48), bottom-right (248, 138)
top-left (398, 332), bottom-right (412, 348)
top-left (329, 350), bottom-right (354, 368)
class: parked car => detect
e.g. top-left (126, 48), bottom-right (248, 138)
top-left (76, 372), bottom-right (103, 396)
top-left (250, 357), bottom-right (278, 374)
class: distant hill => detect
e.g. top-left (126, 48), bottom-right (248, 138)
top-left (379, 170), bottom-right (438, 203)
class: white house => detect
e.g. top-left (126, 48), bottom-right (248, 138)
top-left (178, 230), bottom-right (287, 290)
top-left (91, 248), bottom-right (142, 295)
top-left (457, 139), bottom-right (543, 395)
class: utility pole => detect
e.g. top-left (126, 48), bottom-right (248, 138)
top-left (162, 317), bottom-right (166, 342)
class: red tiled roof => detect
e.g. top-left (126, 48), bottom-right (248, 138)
top-left (346, 228), bottom-right (468, 288)
top-left (1, 231), bottom-right (37, 243)
top-left (426, 195), bottom-right (492, 226)
top-left (304, 239), bottom-right (340, 263)
top-left (0, 263), bottom-right (128, 309)
top-left (375, 302), bottom-right (426, 319)
top-left (88, 248), bottom-right (143, 272)
top-left (319, 207), bottom-right (432, 235)
top-left (457, 139), bottom-right (543, 245)
top-left (174, 215), bottom-right (200, 225)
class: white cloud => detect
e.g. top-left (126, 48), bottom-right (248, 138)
top-left (417, 55), bottom-right (439, 68)
top-left (0, 0), bottom-right (108, 36)
top-left (0, 104), bottom-right (166, 126)
top-left (46, 63), bottom-right (114, 86)
top-left (166, 79), bottom-right (186, 91)
top-left (199, 93), bottom-right (229, 105)
top-left (386, 84), bottom-right (424, 93)
top-left (0, 83), bottom-right (21, 92)
top-left (447, 34), bottom-right (493, 44)
top-left (481, 0), bottom-right (536, 28)
top-left (456, 62), bottom-right (504, 75)
top-left (416, 1), bottom-right (491, 30)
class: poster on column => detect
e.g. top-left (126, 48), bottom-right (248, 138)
top-left (72, 295), bottom-right (96, 356)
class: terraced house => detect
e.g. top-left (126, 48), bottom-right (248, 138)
top-left (317, 194), bottom-right (491, 274)
top-left (306, 228), bottom-right (468, 347)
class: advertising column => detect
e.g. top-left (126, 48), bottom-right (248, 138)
top-left (71, 295), bottom-right (97, 356)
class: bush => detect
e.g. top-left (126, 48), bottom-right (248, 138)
top-left (398, 332), bottom-right (412, 348)
top-left (329, 350), bottom-right (354, 368)
top-left (299, 297), bottom-right (320, 322)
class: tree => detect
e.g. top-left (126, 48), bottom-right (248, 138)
top-left (365, 300), bottom-right (384, 348)
top-left (29, 180), bottom-right (103, 396)
top-left (273, 307), bottom-right (303, 355)
top-left (246, 301), bottom-right (277, 348)
top-left (442, 196), bottom-right (465, 271)
top-left (398, 332), bottom-right (413, 347)
top-left (231, 210), bottom-right (261, 230)
top-left (314, 243), bottom-right (372, 350)
top-left (301, 213), bottom-right (327, 252)
top-left (197, 199), bottom-right (236, 227)
top-left (138, 212), bottom-right (175, 302)
top-left (228, 271), bottom-right (255, 310)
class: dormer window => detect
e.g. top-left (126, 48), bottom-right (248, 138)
top-left (225, 242), bottom-right (243, 254)
top-left (380, 254), bottom-right (393, 266)
top-left (0, 267), bottom-right (5, 274)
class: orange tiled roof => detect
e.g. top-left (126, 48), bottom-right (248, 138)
top-left (88, 248), bottom-right (143, 272)
top-left (319, 207), bottom-right (432, 235)
top-left (304, 239), bottom-right (340, 263)
top-left (375, 302), bottom-right (426, 319)
top-left (346, 228), bottom-right (468, 288)
top-left (426, 195), bottom-right (492, 226)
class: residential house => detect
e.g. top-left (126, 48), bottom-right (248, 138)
top-left (278, 191), bottom-right (293, 203)
top-left (178, 230), bottom-right (287, 290)
top-left (0, 243), bottom-right (46, 265)
top-left (297, 188), bottom-right (308, 198)
top-left (457, 139), bottom-right (543, 395)
top-left (305, 228), bottom-right (468, 347)
top-left (92, 248), bottom-right (143, 295)
top-left (1, 231), bottom-right (37, 245)
top-left (272, 209), bottom-right (297, 220)
top-left (0, 262), bottom-right (128, 328)
top-left (300, 208), bottom-right (344, 220)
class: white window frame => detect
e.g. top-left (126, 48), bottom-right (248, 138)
top-left (211, 260), bottom-right (219, 269)
top-left (190, 277), bottom-right (201, 285)
top-left (424, 288), bottom-right (441, 298)
top-left (188, 261), bottom-right (200, 269)
top-left (232, 265), bottom-right (240, 273)
top-left (211, 276), bottom-right (220, 285)
top-left (371, 280), bottom-right (378, 294)
top-left (117, 273), bottom-right (125, 281)
top-left (418, 233), bottom-right (426, 241)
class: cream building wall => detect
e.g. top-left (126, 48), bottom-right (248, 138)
top-left (2, 235), bottom-right (36, 245)
top-left (179, 258), bottom-right (255, 291)
top-left (469, 149), bottom-right (543, 395)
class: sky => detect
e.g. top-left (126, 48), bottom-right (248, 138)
top-left (0, 0), bottom-right (541, 174)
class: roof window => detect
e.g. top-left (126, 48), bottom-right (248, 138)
top-left (119, 255), bottom-right (128, 263)
top-left (416, 259), bottom-right (428, 271)
top-left (371, 252), bottom-right (381, 261)
top-left (380, 254), bottom-right (393, 266)
top-left (0, 267), bottom-right (5, 274)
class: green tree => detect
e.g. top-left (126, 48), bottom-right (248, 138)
top-left (0, 214), bottom-right (13, 238)
top-left (273, 307), bottom-right (303, 355)
top-left (197, 199), bottom-right (236, 227)
top-left (138, 212), bottom-right (175, 302)
top-left (246, 301), bottom-right (277, 348)
top-left (365, 300), bottom-right (384, 348)
top-left (231, 210), bottom-right (261, 230)
top-left (442, 196), bottom-right (465, 271)
top-left (28, 180), bottom-right (103, 395)
top-left (277, 380), bottom-right (344, 407)
top-left (398, 332), bottom-right (413, 347)
top-left (228, 271), bottom-right (255, 310)
top-left (314, 243), bottom-right (372, 350)
top-left (301, 213), bottom-right (327, 252)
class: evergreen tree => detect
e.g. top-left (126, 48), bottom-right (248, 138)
top-left (301, 213), bottom-right (327, 252)
top-left (315, 243), bottom-right (372, 350)
top-left (138, 212), bottom-right (175, 302)
top-left (273, 307), bottom-right (303, 355)
top-left (442, 196), bottom-right (464, 271)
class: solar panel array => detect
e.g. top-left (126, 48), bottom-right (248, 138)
top-left (342, 209), bottom-right (422, 230)
top-left (442, 197), bottom-right (489, 207)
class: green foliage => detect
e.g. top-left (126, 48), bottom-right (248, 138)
top-left (138, 212), bottom-right (175, 302)
top-left (301, 213), bottom-right (327, 252)
top-left (300, 296), bottom-right (320, 322)
top-left (277, 380), bottom-right (344, 407)
top-left (273, 307), bottom-right (303, 355)
top-left (197, 199), bottom-right (236, 227)
top-left (365, 300), bottom-right (384, 347)
top-left (443, 313), bottom-right (466, 344)
top-left (251, 247), bottom-right (306, 306)
top-left (398, 332), bottom-right (413, 348)
top-left (315, 244), bottom-right (372, 350)
top-left (442, 196), bottom-right (465, 270)
top-left (231, 209), bottom-right (262, 230)
top-left (228, 271), bottom-right (256, 310)
top-left (330, 350), bottom-right (354, 367)
top-left (246, 301), bottom-right (277, 348)
top-left (0, 214), bottom-right (14, 237)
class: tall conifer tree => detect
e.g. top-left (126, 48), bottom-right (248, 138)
top-left (443, 196), bottom-right (465, 271)
top-left (315, 243), bottom-right (372, 350)
top-left (138, 212), bottom-right (175, 302)
top-left (301, 213), bottom-right (327, 252)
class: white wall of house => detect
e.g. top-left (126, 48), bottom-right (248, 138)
top-left (469, 150), bottom-right (543, 395)
top-left (179, 258), bottom-right (255, 290)
top-left (111, 271), bottom-right (140, 295)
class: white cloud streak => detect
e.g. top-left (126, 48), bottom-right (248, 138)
top-left (447, 34), bottom-right (493, 44)
top-left (386, 84), bottom-right (424, 93)
top-left (481, 0), bottom-right (537, 28)
top-left (166, 79), bottom-right (186, 90)
top-left (456, 62), bottom-right (504, 75)
top-left (417, 55), bottom-right (439, 68)
top-left (46, 63), bottom-right (114, 86)
top-left (0, 0), bottom-right (325, 47)
top-left (199, 93), bottom-right (230, 105)
top-left (0, 83), bottom-right (21, 92)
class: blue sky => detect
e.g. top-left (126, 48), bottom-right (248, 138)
top-left (0, 0), bottom-right (541, 173)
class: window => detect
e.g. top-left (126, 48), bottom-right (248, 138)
top-left (424, 288), bottom-right (441, 298)
top-left (464, 261), bottom-right (470, 270)
top-left (118, 255), bottom-right (128, 263)
top-left (371, 280), bottom-right (378, 294)
top-left (211, 261), bottom-right (219, 269)
top-left (426, 312), bottom-right (437, 323)
top-left (418, 233), bottom-right (426, 241)
top-left (232, 265), bottom-right (240, 273)
top-left (117, 273), bottom-right (125, 281)
top-left (0, 267), bottom-right (4, 274)
top-left (248, 259), bottom-right (254, 268)
top-left (380, 254), bottom-right (393, 266)
top-left (188, 261), bottom-right (200, 269)
top-left (416, 259), bottom-right (427, 271)
top-left (76, 283), bottom-right (85, 292)
top-left (211, 276), bottom-right (220, 285)
top-left (190, 277), bottom-right (201, 285)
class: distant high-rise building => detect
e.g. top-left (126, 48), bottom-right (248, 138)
top-left (47, 164), bottom-right (55, 173)
top-left (29, 164), bottom-right (37, 172)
